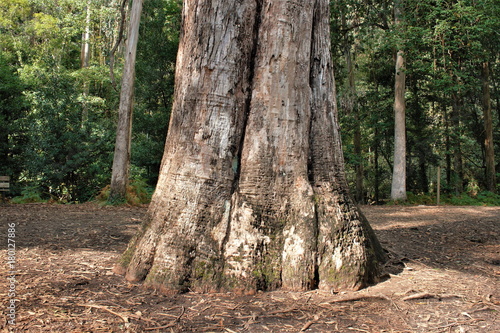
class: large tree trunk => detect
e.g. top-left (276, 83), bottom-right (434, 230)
top-left (391, 0), bottom-right (406, 201)
top-left (109, 0), bottom-right (143, 202)
top-left (482, 62), bottom-right (496, 193)
top-left (115, 0), bottom-right (385, 294)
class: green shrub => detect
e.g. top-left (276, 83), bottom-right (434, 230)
top-left (475, 191), bottom-right (500, 206)
top-left (96, 179), bottom-right (153, 206)
top-left (11, 186), bottom-right (45, 204)
top-left (406, 192), bottom-right (435, 205)
top-left (127, 179), bottom-right (153, 205)
top-left (441, 192), bottom-right (500, 206)
top-left (387, 191), bottom-right (500, 206)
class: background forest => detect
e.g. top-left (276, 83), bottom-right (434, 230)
top-left (1, 0), bottom-right (499, 205)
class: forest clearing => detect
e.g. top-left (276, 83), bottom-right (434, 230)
top-left (0, 203), bottom-right (498, 332)
top-left (1, 0), bottom-right (499, 331)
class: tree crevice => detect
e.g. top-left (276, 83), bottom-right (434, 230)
top-left (220, 0), bottom-right (264, 286)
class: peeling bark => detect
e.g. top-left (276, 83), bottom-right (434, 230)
top-left (115, 0), bottom-right (386, 294)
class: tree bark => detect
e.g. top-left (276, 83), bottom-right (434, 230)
top-left (391, 0), bottom-right (406, 201)
top-left (80, 2), bottom-right (91, 69)
top-left (482, 62), bottom-right (496, 193)
top-left (109, 0), bottom-right (143, 202)
top-left (115, 0), bottom-right (385, 294)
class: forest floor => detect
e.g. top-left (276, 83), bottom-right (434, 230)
top-left (0, 203), bottom-right (498, 333)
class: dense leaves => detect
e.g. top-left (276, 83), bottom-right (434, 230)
top-left (0, 0), bottom-right (498, 202)
top-left (333, 0), bottom-right (500, 202)
top-left (0, 0), bottom-right (181, 202)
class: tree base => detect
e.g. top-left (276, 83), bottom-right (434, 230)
top-left (114, 190), bottom-right (386, 294)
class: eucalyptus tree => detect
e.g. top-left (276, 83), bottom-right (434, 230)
top-left (115, 0), bottom-right (386, 293)
top-left (109, 0), bottom-right (144, 203)
top-left (390, 0), bottom-right (407, 201)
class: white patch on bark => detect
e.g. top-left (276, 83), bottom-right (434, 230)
top-left (282, 225), bottom-right (305, 260)
top-left (223, 201), bottom-right (270, 278)
top-left (333, 247), bottom-right (343, 270)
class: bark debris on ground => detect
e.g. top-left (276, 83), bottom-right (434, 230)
top-left (0, 203), bottom-right (498, 332)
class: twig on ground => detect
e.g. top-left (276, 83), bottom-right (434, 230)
top-left (144, 323), bottom-right (176, 331)
top-left (144, 306), bottom-right (185, 331)
top-left (77, 303), bottom-right (129, 323)
top-left (300, 311), bottom-right (323, 331)
top-left (348, 327), bottom-right (371, 332)
top-left (329, 293), bottom-right (391, 304)
top-left (435, 319), bottom-right (483, 329)
top-left (268, 307), bottom-right (298, 315)
top-left (402, 292), bottom-right (464, 301)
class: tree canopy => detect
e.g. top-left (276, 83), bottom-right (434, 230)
top-left (0, 0), bottom-right (499, 204)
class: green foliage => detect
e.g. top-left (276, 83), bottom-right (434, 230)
top-left (19, 65), bottom-right (115, 202)
top-left (0, 0), bottom-right (180, 203)
top-left (442, 192), bottom-right (500, 206)
top-left (0, 0), bottom-right (498, 206)
top-left (0, 52), bottom-right (27, 188)
top-left (11, 186), bottom-right (44, 204)
top-left (96, 179), bottom-right (153, 206)
top-left (390, 191), bottom-right (500, 206)
top-left (333, 0), bottom-right (500, 204)
top-left (404, 192), bottom-right (435, 206)
top-left (132, 0), bottom-right (181, 185)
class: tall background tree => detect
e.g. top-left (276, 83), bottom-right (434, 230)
top-left (391, 0), bottom-right (407, 201)
top-left (109, 0), bottom-right (144, 203)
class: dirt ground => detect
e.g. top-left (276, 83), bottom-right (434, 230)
top-left (0, 203), bottom-right (498, 333)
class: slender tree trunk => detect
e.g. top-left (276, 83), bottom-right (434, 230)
top-left (347, 48), bottom-right (363, 204)
top-left (80, 3), bottom-right (91, 69)
top-left (391, 0), bottom-right (406, 201)
top-left (391, 49), bottom-right (406, 200)
top-left (81, 2), bottom-right (91, 124)
top-left (451, 90), bottom-right (463, 194)
top-left (482, 62), bottom-right (496, 193)
top-left (109, 0), bottom-right (143, 202)
top-left (354, 114), bottom-right (364, 203)
top-left (109, 0), bottom-right (128, 91)
top-left (445, 106), bottom-right (452, 190)
top-left (115, 0), bottom-right (385, 294)
top-left (412, 82), bottom-right (429, 194)
top-left (374, 126), bottom-right (380, 204)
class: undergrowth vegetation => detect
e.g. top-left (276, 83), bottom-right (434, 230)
top-left (392, 191), bottom-right (500, 206)
top-left (96, 179), bottom-right (153, 206)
